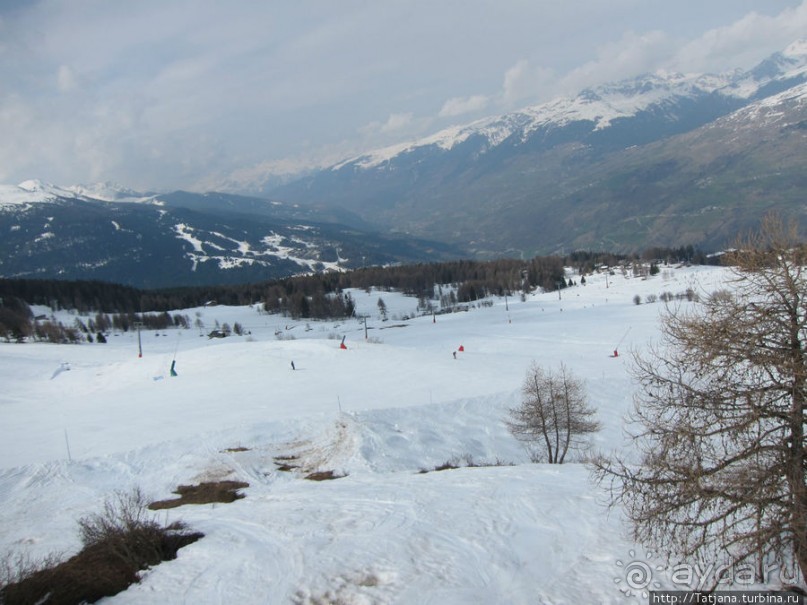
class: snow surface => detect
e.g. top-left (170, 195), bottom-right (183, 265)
top-left (1, 265), bottom-right (761, 603)
top-left (0, 181), bottom-right (74, 208)
top-left (720, 80), bottom-right (807, 130)
top-left (331, 70), bottom-right (731, 171)
top-left (64, 182), bottom-right (154, 204)
top-left (0, 180), bottom-right (155, 209)
top-left (171, 224), bottom-right (345, 273)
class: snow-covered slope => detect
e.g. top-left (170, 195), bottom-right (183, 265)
top-left (2, 264), bottom-right (768, 604)
top-left (328, 40), bottom-right (807, 172)
top-left (0, 180), bottom-right (78, 208)
top-left (335, 74), bottom-right (724, 171)
top-left (0, 179), bottom-right (156, 209)
top-left (0, 186), bottom-right (462, 288)
top-left (64, 181), bottom-right (156, 203)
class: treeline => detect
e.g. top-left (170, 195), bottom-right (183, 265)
top-left (0, 279), bottom-right (146, 315)
top-left (81, 311), bottom-right (192, 333)
top-left (334, 256), bottom-right (565, 299)
top-left (0, 247), bottom-right (709, 342)
top-left (0, 297), bottom-right (194, 344)
top-left (566, 245), bottom-right (715, 275)
top-left (0, 255), bottom-right (566, 316)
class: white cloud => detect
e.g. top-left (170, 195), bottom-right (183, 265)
top-left (359, 112), bottom-right (426, 140)
top-left (380, 112), bottom-right (414, 134)
top-left (439, 94), bottom-right (489, 118)
top-left (557, 30), bottom-right (674, 94)
top-left (670, 1), bottom-right (807, 73)
top-left (0, 0), bottom-right (804, 190)
top-left (0, 95), bottom-right (35, 183)
top-left (501, 60), bottom-right (556, 106)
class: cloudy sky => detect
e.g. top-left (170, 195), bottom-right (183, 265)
top-left (1, 0), bottom-right (805, 192)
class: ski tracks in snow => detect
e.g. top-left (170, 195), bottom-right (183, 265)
top-left (272, 413), bottom-right (360, 476)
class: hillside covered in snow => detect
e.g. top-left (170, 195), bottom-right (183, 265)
top-left (2, 263), bottom-right (782, 604)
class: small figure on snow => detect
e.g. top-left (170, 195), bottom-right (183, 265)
top-left (453, 351), bottom-right (457, 360)
top-left (291, 361), bottom-right (296, 371)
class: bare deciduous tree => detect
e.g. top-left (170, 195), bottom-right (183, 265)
top-left (593, 214), bottom-right (807, 588)
top-left (507, 362), bottom-right (600, 463)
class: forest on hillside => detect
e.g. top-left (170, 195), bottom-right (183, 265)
top-left (0, 246), bottom-right (711, 343)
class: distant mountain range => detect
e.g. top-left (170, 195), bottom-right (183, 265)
top-left (0, 181), bottom-right (461, 288)
top-left (2, 40), bottom-right (806, 286)
top-left (268, 40), bottom-right (807, 256)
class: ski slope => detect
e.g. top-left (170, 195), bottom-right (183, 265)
top-left (0, 265), bottom-right (734, 603)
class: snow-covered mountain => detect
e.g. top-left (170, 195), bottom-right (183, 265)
top-left (64, 181), bottom-right (157, 203)
top-left (4, 41), bottom-right (807, 281)
top-left (0, 180), bottom-right (158, 208)
top-left (328, 39), bottom-right (807, 173)
top-left (269, 40), bottom-right (807, 256)
top-left (0, 186), bottom-right (462, 288)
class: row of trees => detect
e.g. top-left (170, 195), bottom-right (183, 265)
top-left (0, 300), bottom-right (85, 344)
top-left (1, 245), bottom-right (714, 321)
top-left (0, 254), bottom-right (567, 321)
top-left (2, 245), bottom-right (714, 324)
top-left (0, 302), bottom-right (195, 343)
top-left (566, 245), bottom-right (715, 276)
top-left (335, 256), bottom-right (566, 298)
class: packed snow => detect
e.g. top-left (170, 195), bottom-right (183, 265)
top-left (1, 264), bottom-right (765, 603)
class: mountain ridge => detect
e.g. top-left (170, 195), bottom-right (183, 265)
top-left (283, 38), bottom-right (807, 179)
top-left (3, 40), bottom-right (807, 283)
top-left (264, 39), bottom-right (807, 256)
top-left (0, 188), bottom-right (464, 288)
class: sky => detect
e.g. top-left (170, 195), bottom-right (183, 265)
top-left (0, 0), bottom-right (805, 193)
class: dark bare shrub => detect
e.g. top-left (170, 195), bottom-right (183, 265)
top-left (0, 488), bottom-right (202, 605)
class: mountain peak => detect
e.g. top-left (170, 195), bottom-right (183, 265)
top-left (17, 179), bottom-right (58, 193)
top-left (747, 39), bottom-right (807, 83)
top-left (0, 180), bottom-right (157, 209)
top-left (0, 181), bottom-right (69, 208)
top-left (783, 38), bottom-right (807, 60)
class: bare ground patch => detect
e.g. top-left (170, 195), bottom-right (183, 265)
top-left (418, 455), bottom-right (515, 474)
top-left (0, 489), bottom-right (202, 605)
top-left (148, 480), bottom-right (249, 510)
top-left (273, 454), bottom-right (301, 472)
top-left (304, 470), bottom-right (347, 481)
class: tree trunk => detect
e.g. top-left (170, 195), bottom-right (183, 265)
top-left (787, 305), bottom-right (807, 581)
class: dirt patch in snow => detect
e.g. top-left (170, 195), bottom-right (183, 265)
top-left (148, 480), bottom-right (249, 510)
top-left (304, 470), bottom-right (347, 481)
